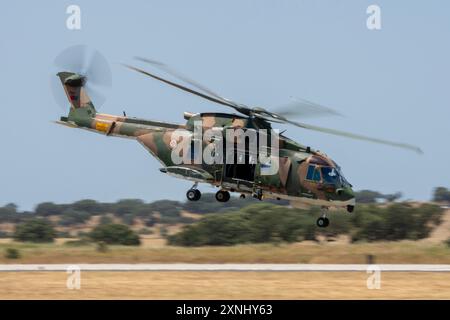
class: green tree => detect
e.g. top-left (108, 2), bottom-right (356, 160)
top-left (121, 213), bottom-right (136, 225)
top-left (14, 219), bottom-right (56, 243)
top-left (4, 203), bottom-right (17, 212)
top-left (4, 248), bottom-right (20, 259)
top-left (168, 224), bottom-right (208, 246)
top-left (433, 187), bottom-right (450, 203)
top-left (0, 203), bottom-right (24, 223)
top-left (446, 237), bottom-right (450, 247)
top-left (144, 216), bottom-right (156, 227)
top-left (90, 223), bottom-right (140, 245)
top-left (114, 199), bottom-right (145, 216)
top-left (383, 192), bottom-right (403, 202)
top-left (35, 202), bottom-right (64, 216)
top-left (99, 215), bottom-right (113, 225)
top-left (243, 204), bottom-right (290, 243)
top-left (70, 199), bottom-right (105, 215)
top-left (150, 200), bottom-right (182, 217)
top-left (169, 213), bottom-right (251, 246)
top-left (352, 215), bottom-right (386, 242)
top-left (354, 190), bottom-right (383, 203)
top-left (351, 203), bottom-right (443, 242)
top-left (169, 203), bottom-right (317, 246)
top-left (58, 209), bottom-right (90, 226)
top-left (355, 190), bottom-right (402, 203)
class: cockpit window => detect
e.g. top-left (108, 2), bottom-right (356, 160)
top-left (332, 162), bottom-right (351, 187)
top-left (306, 165), bottom-right (314, 180)
top-left (321, 166), bottom-right (339, 184)
top-left (306, 165), bottom-right (321, 182)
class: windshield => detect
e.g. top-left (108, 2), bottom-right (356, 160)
top-left (327, 162), bottom-right (351, 187)
top-left (306, 163), bottom-right (351, 187)
top-left (334, 163), bottom-right (351, 187)
top-left (321, 166), bottom-right (340, 184)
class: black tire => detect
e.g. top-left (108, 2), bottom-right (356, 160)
top-left (316, 217), bottom-right (324, 227)
top-left (186, 189), bottom-right (199, 201)
top-left (347, 205), bottom-right (354, 213)
top-left (193, 189), bottom-right (201, 201)
top-left (316, 217), bottom-right (329, 228)
top-left (215, 190), bottom-right (230, 202)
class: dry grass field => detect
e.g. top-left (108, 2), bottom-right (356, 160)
top-left (0, 271), bottom-right (449, 299)
top-left (1, 236), bottom-right (449, 299)
top-left (0, 239), bottom-right (449, 264)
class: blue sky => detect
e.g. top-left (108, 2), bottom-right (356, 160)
top-left (1, 1), bottom-right (449, 210)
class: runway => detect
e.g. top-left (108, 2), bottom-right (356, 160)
top-left (1, 264), bottom-right (450, 272)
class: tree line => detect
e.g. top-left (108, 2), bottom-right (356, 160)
top-left (1, 186), bottom-right (448, 225)
top-left (0, 187), bottom-right (449, 246)
top-left (0, 195), bottom-right (270, 226)
top-left (168, 202), bottom-right (444, 246)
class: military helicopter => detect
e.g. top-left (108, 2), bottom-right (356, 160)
top-left (52, 46), bottom-right (422, 227)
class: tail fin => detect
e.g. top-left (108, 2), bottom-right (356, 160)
top-left (57, 72), bottom-right (96, 123)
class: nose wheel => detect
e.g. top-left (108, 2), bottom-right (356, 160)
top-left (316, 207), bottom-right (330, 228)
top-left (215, 190), bottom-right (230, 202)
top-left (186, 183), bottom-right (201, 201)
top-left (316, 217), bottom-right (329, 228)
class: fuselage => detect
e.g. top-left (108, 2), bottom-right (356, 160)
top-left (58, 110), bottom-right (355, 210)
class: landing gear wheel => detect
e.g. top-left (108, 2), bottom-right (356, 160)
top-left (347, 205), bottom-right (354, 213)
top-left (316, 217), bottom-right (330, 228)
top-left (186, 189), bottom-right (201, 201)
top-left (253, 189), bottom-right (263, 201)
top-left (215, 190), bottom-right (230, 202)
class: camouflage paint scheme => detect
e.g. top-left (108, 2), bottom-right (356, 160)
top-left (56, 72), bottom-right (355, 209)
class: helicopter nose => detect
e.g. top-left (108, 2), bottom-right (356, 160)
top-left (336, 187), bottom-right (354, 201)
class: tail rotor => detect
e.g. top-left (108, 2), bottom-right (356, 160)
top-left (50, 45), bottom-right (112, 111)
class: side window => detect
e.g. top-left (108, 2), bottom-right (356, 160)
top-left (306, 165), bottom-right (315, 180)
top-left (306, 165), bottom-right (321, 182)
top-left (313, 167), bottom-right (321, 181)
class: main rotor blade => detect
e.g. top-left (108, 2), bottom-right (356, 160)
top-left (275, 98), bottom-right (342, 119)
top-left (285, 119), bottom-right (423, 154)
top-left (123, 64), bottom-right (251, 114)
top-left (253, 112), bottom-right (286, 123)
top-left (134, 57), bottom-right (233, 104)
top-left (134, 57), bottom-right (255, 115)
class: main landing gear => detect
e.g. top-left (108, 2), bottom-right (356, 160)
top-left (186, 184), bottom-right (231, 203)
top-left (186, 183), bottom-right (201, 201)
top-left (316, 207), bottom-right (330, 228)
top-left (215, 190), bottom-right (230, 202)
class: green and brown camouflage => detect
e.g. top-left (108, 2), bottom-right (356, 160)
top-left (56, 71), bottom-right (355, 211)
